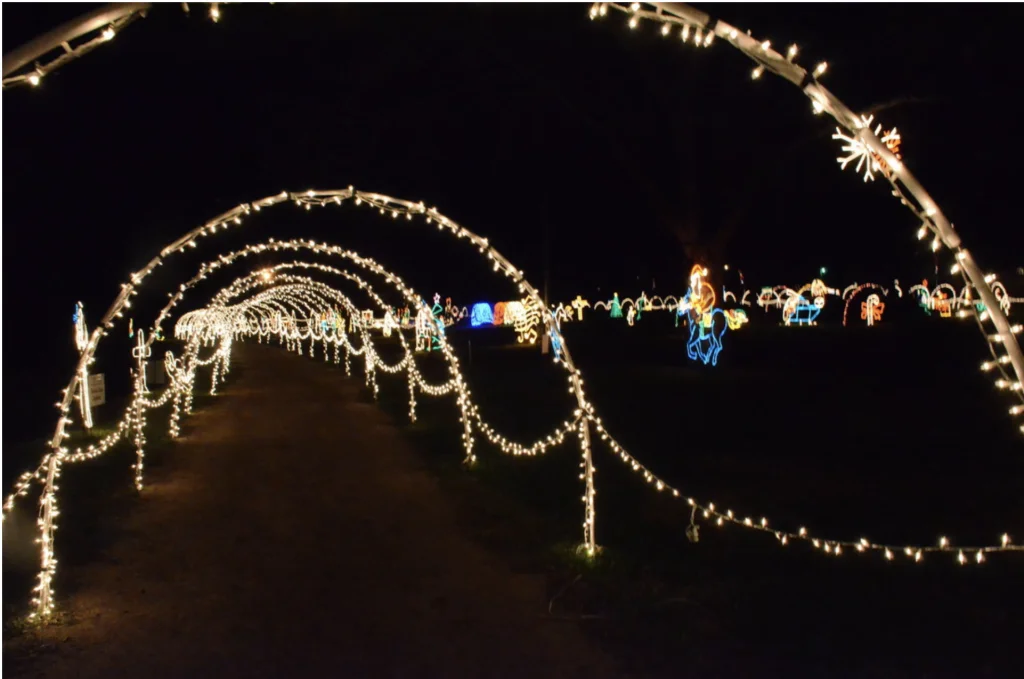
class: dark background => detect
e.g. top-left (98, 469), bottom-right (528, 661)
top-left (4, 3), bottom-right (1024, 439)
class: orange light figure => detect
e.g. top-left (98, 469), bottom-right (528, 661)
top-left (687, 265), bottom-right (716, 316)
top-left (871, 128), bottom-right (902, 179)
top-left (860, 294), bottom-right (885, 326)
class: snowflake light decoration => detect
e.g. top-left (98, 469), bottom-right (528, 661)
top-left (832, 115), bottom-right (902, 182)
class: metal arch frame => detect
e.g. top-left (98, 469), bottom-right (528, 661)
top-left (2, 3), bottom-right (151, 85)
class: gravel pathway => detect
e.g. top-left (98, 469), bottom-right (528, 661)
top-left (5, 344), bottom-right (620, 679)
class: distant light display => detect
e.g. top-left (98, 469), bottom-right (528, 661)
top-left (470, 302), bottom-right (494, 327)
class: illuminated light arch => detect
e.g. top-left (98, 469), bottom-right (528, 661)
top-left (3, 191), bottom-right (600, 618)
top-left (5, 187), bottom-right (1023, 620)
top-left (599, 2), bottom-right (1024, 421)
top-left (5, 2), bottom-right (1021, 397)
top-left (4, 2), bottom-right (1023, 618)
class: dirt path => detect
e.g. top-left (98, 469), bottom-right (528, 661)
top-left (5, 344), bottom-right (621, 678)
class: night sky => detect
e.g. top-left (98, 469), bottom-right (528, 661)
top-left (4, 3), bottom-right (1024, 440)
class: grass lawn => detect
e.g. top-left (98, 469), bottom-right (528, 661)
top-left (4, 317), bottom-right (1021, 677)
top-left (373, 313), bottom-right (1022, 677)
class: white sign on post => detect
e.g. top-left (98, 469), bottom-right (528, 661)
top-left (88, 373), bottom-right (106, 407)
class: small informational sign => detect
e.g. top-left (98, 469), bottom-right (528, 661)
top-left (88, 373), bottom-right (106, 407)
top-left (146, 360), bottom-right (166, 386)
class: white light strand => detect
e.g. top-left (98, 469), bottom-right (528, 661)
top-left (596, 2), bottom-right (1024, 433)
top-left (3, 7), bottom-right (148, 90)
top-left (9, 185), bottom-right (1021, 620)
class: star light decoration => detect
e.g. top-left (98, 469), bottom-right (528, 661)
top-left (832, 115), bottom-right (903, 182)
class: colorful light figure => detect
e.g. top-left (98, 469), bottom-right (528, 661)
top-left (685, 308), bottom-right (748, 366)
top-left (430, 294), bottom-right (444, 350)
top-left (470, 302), bottom-right (494, 327)
top-left (493, 301), bottom-right (507, 326)
top-left (861, 294), bottom-right (885, 326)
top-left (842, 283), bottom-right (888, 326)
top-left (571, 295), bottom-right (590, 321)
top-left (513, 298), bottom-right (541, 344)
top-left (679, 265), bottom-right (744, 365)
top-left (609, 292), bottom-right (623, 319)
top-left (782, 294), bottom-right (823, 326)
top-left (550, 319), bottom-right (564, 362)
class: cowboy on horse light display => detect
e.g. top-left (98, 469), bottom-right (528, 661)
top-left (677, 264), bottom-right (748, 366)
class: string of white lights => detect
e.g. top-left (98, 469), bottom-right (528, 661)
top-left (9, 183), bottom-right (1022, 617)
top-left (2, 4), bottom-right (151, 89)
top-left (586, 414), bottom-right (1020, 563)
top-left (594, 1), bottom-right (1024, 426)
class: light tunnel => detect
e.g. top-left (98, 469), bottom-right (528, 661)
top-left (5, 186), bottom-right (1022, 621)
top-left (5, 1), bottom-right (1024, 621)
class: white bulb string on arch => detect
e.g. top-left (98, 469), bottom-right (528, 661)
top-left (594, 2), bottom-right (1024, 424)
top-left (2, 200), bottom-right (599, 620)
top-left (171, 244), bottom-right (1024, 568)
top-left (1, 3), bottom-right (1020, 619)
top-left (1, 3), bottom-right (151, 89)
top-left (7, 187), bottom-right (1023, 620)
top-left (8, 1), bottom-right (1021, 414)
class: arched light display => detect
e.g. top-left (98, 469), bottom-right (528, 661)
top-left (4, 0), bottom-right (1024, 619)
top-left (4, 187), bottom-right (1021, 621)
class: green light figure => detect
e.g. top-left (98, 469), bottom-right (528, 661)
top-left (610, 292), bottom-right (623, 319)
top-left (431, 294), bottom-right (445, 351)
top-left (636, 292), bottom-right (647, 320)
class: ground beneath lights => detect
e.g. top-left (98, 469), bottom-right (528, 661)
top-left (2, 343), bottom-right (620, 679)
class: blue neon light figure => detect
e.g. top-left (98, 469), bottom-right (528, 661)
top-left (549, 318), bottom-right (564, 362)
top-left (679, 264), bottom-right (747, 365)
top-left (783, 295), bottom-right (823, 326)
top-left (470, 303), bottom-right (494, 327)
